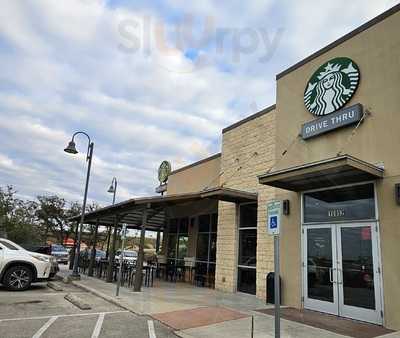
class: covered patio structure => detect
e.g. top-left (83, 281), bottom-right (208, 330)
top-left (70, 186), bottom-right (257, 291)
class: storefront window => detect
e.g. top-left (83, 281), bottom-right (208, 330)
top-left (303, 183), bottom-right (375, 223)
top-left (177, 235), bottom-right (188, 260)
top-left (168, 234), bottom-right (177, 259)
top-left (199, 214), bottom-right (210, 232)
top-left (238, 268), bottom-right (256, 295)
top-left (240, 204), bottom-right (257, 228)
top-left (238, 203), bottom-right (257, 295)
top-left (195, 213), bottom-right (217, 287)
top-left (209, 233), bottom-right (217, 262)
top-left (238, 229), bottom-right (257, 267)
top-left (168, 217), bottom-right (189, 264)
top-left (196, 233), bottom-right (209, 261)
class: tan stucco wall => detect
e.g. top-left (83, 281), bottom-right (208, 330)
top-left (274, 11), bottom-right (400, 329)
top-left (167, 155), bottom-right (221, 195)
top-left (215, 110), bottom-right (276, 299)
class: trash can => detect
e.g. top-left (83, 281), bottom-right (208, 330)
top-left (266, 272), bottom-right (281, 304)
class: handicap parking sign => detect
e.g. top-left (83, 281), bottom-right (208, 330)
top-left (267, 201), bottom-right (281, 235)
top-left (269, 216), bottom-right (278, 229)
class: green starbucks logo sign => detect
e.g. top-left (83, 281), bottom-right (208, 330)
top-left (304, 57), bottom-right (360, 116)
top-left (158, 160), bottom-right (171, 184)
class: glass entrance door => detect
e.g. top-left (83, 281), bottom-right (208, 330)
top-left (337, 224), bottom-right (382, 324)
top-left (304, 226), bottom-right (338, 315)
top-left (303, 224), bottom-right (382, 324)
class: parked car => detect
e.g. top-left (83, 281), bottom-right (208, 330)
top-left (115, 250), bottom-right (138, 265)
top-left (51, 244), bottom-right (69, 265)
top-left (0, 238), bottom-right (58, 291)
top-left (83, 249), bottom-right (106, 262)
top-left (94, 249), bottom-right (106, 262)
top-left (24, 245), bottom-right (52, 255)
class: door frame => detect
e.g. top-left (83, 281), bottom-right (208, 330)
top-left (336, 222), bottom-right (383, 324)
top-left (300, 181), bottom-right (384, 325)
top-left (302, 224), bottom-right (339, 315)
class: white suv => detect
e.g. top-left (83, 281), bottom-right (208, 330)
top-left (0, 238), bottom-right (57, 291)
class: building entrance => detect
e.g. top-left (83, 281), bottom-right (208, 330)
top-left (303, 223), bottom-right (382, 324)
top-left (302, 183), bottom-right (382, 324)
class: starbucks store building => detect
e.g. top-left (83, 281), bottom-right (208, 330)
top-left (255, 6), bottom-right (400, 329)
top-left (77, 4), bottom-right (400, 331)
top-left (169, 6), bottom-right (400, 329)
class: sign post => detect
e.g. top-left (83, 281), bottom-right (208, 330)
top-left (116, 224), bottom-right (127, 297)
top-left (267, 201), bottom-right (281, 338)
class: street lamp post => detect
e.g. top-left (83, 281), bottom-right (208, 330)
top-left (64, 131), bottom-right (94, 279)
top-left (107, 177), bottom-right (117, 204)
top-left (105, 177), bottom-right (117, 258)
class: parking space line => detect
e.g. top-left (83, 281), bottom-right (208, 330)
top-left (32, 316), bottom-right (58, 338)
top-left (91, 313), bottom-right (105, 338)
top-left (0, 310), bottom-right (129, 323)
top-left (148, 320), bottom-right (157, 338)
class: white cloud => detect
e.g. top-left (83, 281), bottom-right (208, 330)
top-left (0, 0), bottom-right (397, 205)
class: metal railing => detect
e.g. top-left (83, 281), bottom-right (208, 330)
top-left (77, 256), bottom-right (155, 287)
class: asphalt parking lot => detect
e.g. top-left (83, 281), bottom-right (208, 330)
top-left (0, 281), bottom-right (178, 338)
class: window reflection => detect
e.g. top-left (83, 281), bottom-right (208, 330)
top-left (304, 184), bottom-right (375, 223)
top-left (168, 217), bottom-right (188, 262)
top-left (195, 213), bottom-right (218, 287)
top-left (341, 227), bottom-right (375, 309)
top-left (238, 230), bottom-right (257, 267)
top-left (238, 203), bottom-right (257, 295)
top-left (307, 228), bottom-right (333, 302)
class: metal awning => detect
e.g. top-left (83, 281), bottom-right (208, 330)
top-left (71, 187), bottom-right (257, 230)
top-left (258, 155), bottom-right (384, 192)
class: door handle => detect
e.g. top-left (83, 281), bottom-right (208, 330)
top-left (329, 268), bottom-right (336, 283)
top-left (337, 268), bottom-right (343, 284)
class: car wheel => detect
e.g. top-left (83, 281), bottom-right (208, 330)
top-left (3, 265), bottom-right (33, 291)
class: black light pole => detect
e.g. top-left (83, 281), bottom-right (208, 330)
top-left (64, 131), bottom-right (94, 279)
top-left (107, 177), bottom-right (117, 204)
top-left (105, 177), bottom-right (117, 258)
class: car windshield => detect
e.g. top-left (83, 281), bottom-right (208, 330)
top-left (0, 239), bottom-right (22, 250)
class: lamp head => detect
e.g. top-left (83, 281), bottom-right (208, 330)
top-left (64, 140), bottom-right (78, 154)
top-left (107, 184), bottom-right (115, 193)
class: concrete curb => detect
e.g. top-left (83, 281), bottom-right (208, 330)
top-left (70, 280), bottom-right (141, 315)
top-left (64, 293), bottom-right (91, 310)
top-left (47, 281), bottom-right (63, 291)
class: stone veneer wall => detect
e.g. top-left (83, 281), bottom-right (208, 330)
top-left (215, 110), bottom-right (277, 299)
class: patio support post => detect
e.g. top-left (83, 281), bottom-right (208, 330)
top-left (105, 226), bottom-right (111, 259)
top-left (106, 215), bottom-right (119, 282)
top-left (88, 219), bottom-right (99, 277)
top-left (156, 229), bottom-right (161, 253)
top-left (133, 206), bottom-right (148, 292)
top-left (69, 221), bottom-right (79, 270)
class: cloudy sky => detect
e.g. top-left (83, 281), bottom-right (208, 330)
top-left (0, 0), bottom-right (398, 207)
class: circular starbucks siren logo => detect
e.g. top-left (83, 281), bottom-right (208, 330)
top-left (304, 57), bottom-right (360, 116)
top-left (158, 160), bottom-right (171, 184)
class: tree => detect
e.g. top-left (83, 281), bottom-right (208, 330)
top-left (35, 195), bottom-right (79, 245)
top-left (0, 185), bottom-right (15, 238)
top-left (0, 185), bottom-right (102, 247)
top-left (0, 186), bottom-right (41, 244)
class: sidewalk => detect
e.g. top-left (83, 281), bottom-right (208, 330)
top-left (60, 269), bottom-right (269, 315)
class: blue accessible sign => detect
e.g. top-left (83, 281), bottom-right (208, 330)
top-left (267, 201), bottom-right (281, 235)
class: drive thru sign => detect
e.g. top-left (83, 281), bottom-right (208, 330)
top-left (267, 201), bottom-right (281, 235)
